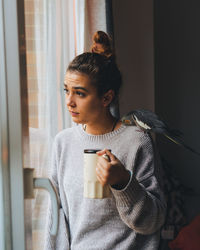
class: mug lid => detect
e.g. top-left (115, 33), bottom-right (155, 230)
top-left (84, 149), bottom-right (101, 153)
top-left (84, 149), bottom-right (111, 153)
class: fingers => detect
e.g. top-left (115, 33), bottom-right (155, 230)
top-left (102, 154), bottom-right (110, 161)
top-left (96, 149), bottom-right (126, 187)
top-left (96, 149), bottom-right (108, 156)
top-left (97, 155), bottom-right (112, 172)
top-left (96, 151), bottom-right (113, 186)
top-left (96, 155), bottom-right (111, 175)
top-left (96, 149), bottom-right (116, 162)
top-left (104, 150), bottom-right (116, 162)
top-left (96, 165), bottom-right (108, 186)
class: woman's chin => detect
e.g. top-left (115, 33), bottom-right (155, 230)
top-left (72, 117), bottom-right (79, 122)
top-left (71, 117), bottom-right (84, 124)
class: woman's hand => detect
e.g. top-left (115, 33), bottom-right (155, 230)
top-left (96, 149), bottom-right (130, 189)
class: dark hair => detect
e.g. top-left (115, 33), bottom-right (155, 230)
top-left (67, 52), bottom-right (122, 100)
top-left (91, 31), bottom-right (114, 59)
top-left (93, 31), bottom-right (111, 46)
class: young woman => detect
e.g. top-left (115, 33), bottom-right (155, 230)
top-left (44, 44), bottom-right (166, 250)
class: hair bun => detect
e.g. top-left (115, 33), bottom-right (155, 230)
top-left (90, 31), bottom-right (114, 59)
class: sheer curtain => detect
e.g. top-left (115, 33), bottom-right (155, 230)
top-left (25, 0), bottom-right (113, 249)
top-left (26, 0), bottom-right (76, 249)
top-left (74, 0), bottom-right (107, 54)
top-left (28, 0), bottom-right (75, 177)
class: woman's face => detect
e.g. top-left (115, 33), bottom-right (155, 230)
top-left (64, 71), bottom-right (105, 125)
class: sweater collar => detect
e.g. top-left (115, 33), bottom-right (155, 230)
top-left (75, 123), bottom-right (127, 142)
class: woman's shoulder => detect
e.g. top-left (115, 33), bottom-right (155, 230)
top-left (123, 125), bottom-right (152, 146)
top-left (54, 126), bottom-right (77, 144)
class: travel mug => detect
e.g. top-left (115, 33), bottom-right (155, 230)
top-left (83, 149), bottom-right (111, 199)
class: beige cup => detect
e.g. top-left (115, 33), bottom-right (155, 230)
top-left (83, 149), bottom-right (111, 199)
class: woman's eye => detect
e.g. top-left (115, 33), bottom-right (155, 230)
top-left (76, 91), bottom-right (85, 97)
top-left (64, 88), bottom-right (69, 94)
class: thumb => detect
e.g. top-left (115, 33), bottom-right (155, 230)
top-left (104, 149), bottom-right (116, 162)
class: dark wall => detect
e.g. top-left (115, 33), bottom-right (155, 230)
top-left (154, 0), bottom-right (200, 220)
top-left (112, 0), bottom-right (200, 222)
top-left (112, 0), bottom-right (154, 116)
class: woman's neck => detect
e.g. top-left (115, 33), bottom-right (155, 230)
top-left (84, 113), bottom-right (120, 135)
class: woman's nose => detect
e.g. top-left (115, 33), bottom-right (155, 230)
top-left (66, 94), bottom-right (76, 107)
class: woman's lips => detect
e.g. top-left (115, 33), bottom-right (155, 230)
top-left (70, 111), bottom-right (79, 117)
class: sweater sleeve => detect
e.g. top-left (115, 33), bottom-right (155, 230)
top-left (44, 139), bottom-right (70, 250)
top-left (110, 134), bottom-right (166, 235)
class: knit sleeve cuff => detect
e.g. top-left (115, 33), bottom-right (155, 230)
top-left (110, 172), bottom-right (146, 207)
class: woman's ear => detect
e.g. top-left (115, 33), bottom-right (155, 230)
top-left (102, 90), bottom-right (115, 107)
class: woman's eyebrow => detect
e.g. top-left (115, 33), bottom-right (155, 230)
top-left (64, 84), bottom-right (89, 93)
top-left (73, 86), bottom-right (89, 92)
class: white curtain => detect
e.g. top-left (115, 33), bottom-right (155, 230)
top-left (27, 1), bottom-right (108, 249)
top-left (74, 0), bottom-right (85, 55)
top-left (74, 0), bottom-right (107, 53)
top-left (30, 0), bottom-right (77, 177)
top-left (84, 0), bottom-right (107, 51)
top-left (28, 1), bottom-right (76, 249)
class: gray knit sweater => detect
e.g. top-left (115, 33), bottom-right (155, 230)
top-left (44, 124), bottom-right (166, 250)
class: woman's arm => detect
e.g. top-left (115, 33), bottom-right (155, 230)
top-left (96, 135), bottom-right (166, 235)
top-left (44, 139), bottom-right (70, 250)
